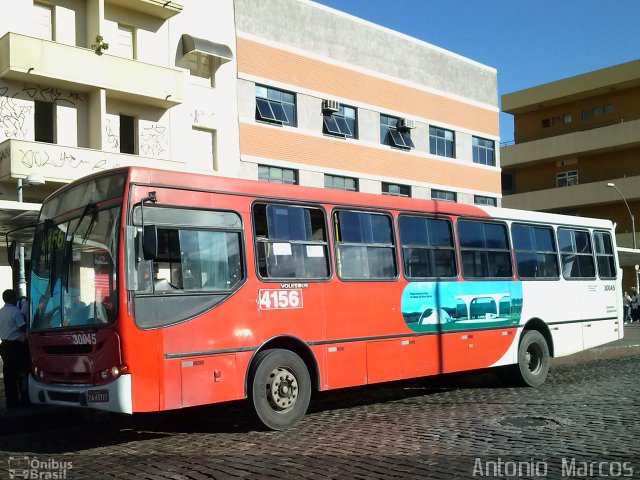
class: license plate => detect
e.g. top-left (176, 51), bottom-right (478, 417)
top-left (87, 389), bottom-right (109, 403)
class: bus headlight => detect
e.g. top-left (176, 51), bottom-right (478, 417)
top-left (100, 370), bottom-right (109, 381)
top-left (110, 366), bottom-right (120, 377)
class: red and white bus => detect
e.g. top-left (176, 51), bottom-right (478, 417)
top-left (28, 167), bottom-right (623, 429)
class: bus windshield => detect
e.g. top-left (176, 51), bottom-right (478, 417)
top-left (30, 206), bottom-right (120, 330)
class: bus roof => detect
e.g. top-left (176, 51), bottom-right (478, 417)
top-left (51, 166), bottom-right (614, 231)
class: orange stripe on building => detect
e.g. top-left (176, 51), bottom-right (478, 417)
top-left (240, 123), bottom-right (501, 194)
top-left (237, 37), bottom-right (499, 137)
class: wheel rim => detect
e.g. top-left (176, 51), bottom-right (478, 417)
top-left (524, 342), bottom-right (544, 375)
top-left (266, 367), bottom-right (299, 413)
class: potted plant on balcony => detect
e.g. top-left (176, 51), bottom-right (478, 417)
top-left (91, 35), bottom-right (109, 56)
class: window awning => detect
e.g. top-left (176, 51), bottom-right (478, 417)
top-left (181, 34), bottom-right (233, 63)
top-left (617, 247), bottom-right (640, 268)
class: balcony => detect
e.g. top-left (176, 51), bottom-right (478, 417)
top-left (501, 118), bottom-right (640, 168)
top-left (0, 139), bottom-right (183, 184)
top-left (0, 33), bottom-right (184, 108)
top-left (501, 174), bottom-right (640, 211)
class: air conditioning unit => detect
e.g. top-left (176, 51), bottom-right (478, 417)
top-left (322, 99), bottom-right (340, 113)
top-left (399, 118), bottom-right (416, 130)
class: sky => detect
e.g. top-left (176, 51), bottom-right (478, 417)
top-left (314, 0), bottom-right (640, 142)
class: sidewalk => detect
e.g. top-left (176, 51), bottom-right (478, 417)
top-left (1, 325), bottom-right (639, 434)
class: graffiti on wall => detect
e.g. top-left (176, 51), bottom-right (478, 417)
top-left (18, 147), bottom-right (119, 172)
top-left (0, 87), bottom-right (32, 139)
top-left (21, 85), bottom-right (83, 106)
top-left (140, 124), bottom-right (167, 157)
top-left (105, 119), bottom-right (119, 149)
top-left (0, 84), bottom-right (84, 141)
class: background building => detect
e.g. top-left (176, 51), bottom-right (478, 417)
top-left (501, 59), bottom-right (640, 290)
top-left (0, 0), bottom-right (500, 294)
top-left (234, 0), bottom-right (500, 203)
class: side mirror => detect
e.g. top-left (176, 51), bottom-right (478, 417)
top-left (142, 225), bottom-right (158, 260)
top-left (7, 241), bottom-right (16, 264)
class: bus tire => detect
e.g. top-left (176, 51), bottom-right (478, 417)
top-left (515, 330), bottom-right (550, 387)
top-left (249, 349), bottom-right (311, 430)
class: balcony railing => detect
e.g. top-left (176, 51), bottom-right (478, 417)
top-left (0, 33), bottom-right (184, 108)
top-left (0, 139), bottom-right (184, 184)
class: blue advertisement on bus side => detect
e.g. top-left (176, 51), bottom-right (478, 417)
top-left (401, 281), bottom-right (523, 332)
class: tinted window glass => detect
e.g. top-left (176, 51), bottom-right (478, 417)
top-left (254, 204), bottom-right (329, 280)
top-left (399, 216), bottom-right (456, 279)
top-left (335, 211), bottom-right (396, 279)
top-left (594, 231), bottom-right (616, 279)
top-left (511, 224), bottom-right (559, 279)
top-left (458, 220), bottom-right (512, 279)
top-left (558, 228), bottom-right (596, 279)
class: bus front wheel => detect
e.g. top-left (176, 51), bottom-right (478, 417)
top-left (249, 349), bottom-right (311, 430)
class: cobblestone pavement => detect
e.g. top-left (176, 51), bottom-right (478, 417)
top-left (0, 354), bottom-right (639, 479)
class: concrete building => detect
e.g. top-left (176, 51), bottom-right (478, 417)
top-left (0, 0), bottom-right (500, 294)
top-left (501, 59), bottom-right (640, 290)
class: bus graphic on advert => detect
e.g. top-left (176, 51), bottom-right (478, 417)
top-left (401, 281), bottom-right (523, 332)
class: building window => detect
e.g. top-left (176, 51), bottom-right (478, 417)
top-left (258, 165), bottom-right (297, 184)
top-left (604, 104), bottom-right (613, 114)
top-left (113, 24), bottom-right (136, 59)
top-left (502, 171), bottom-right (514, 195)
top-left (325, 174), bottom-right (357, 191)
top-left (472, 137), bottom-right (495, 166)
top-left (382, 182), bottom-right (411, 197)
top-left (581, 109), bottom-right (591, 120)
top-left (119, 114), bottom-right (136, 154)
top-left (431, 189), bottom-right (456, 202)
top-left (556, 170), bottom-right (578, 187)
top-left (380, 115), bottom-right (414, 150)
top-left (34, 101), bottom-right (55, 143)
top-left (563, 114), bottom-right (572, 124)
top-left (474, 195), bottom-right (497, 206)
top-left (255, 85), bottom-right (296, 126)
top-left (333, 210), bottom-right (397, 280)
top-left (429, 126), bottom-right (455, 158)
top-left (34, 3), bottom-right (54, 41)
top-left (541, 118), bottom-right (551, 128)
top-left (593, 106), bottom-right (603, 117)
top-left (323, 104), bottom-right (357, 138)
top-left (253, 204), bottom-right (329, 279)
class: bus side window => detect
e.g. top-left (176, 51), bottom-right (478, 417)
top-left (594, 231), bottom-right (616, 279)
top-left (558, 228), bottom-right (595, 279)
top-left (398, 215), bottom-right (456, 279)
top-left (458, 220), bottom-right (512, 279)
top-left (334, 210), bottom-right (397, 280)
top-left (253, 203), bottom-right (329, 280)
top-left (512, 223), bottom-right (559, 279)
top-left (153, 229), bottom-right (182, 290)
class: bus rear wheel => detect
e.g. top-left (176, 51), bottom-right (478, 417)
top-left (514, 330), bottom-right (550, 387)
top-left (496, 330), bottom-right (550, 387)
top-left (249, 349), bottom-right (311, 430)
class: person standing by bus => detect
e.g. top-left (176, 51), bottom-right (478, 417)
top-left (0, 289), bottom-right (29, 408)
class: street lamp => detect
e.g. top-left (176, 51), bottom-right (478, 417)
top-left (607, 182), bottom-right (639, 294)
top-left (17, 174), bottom-right (46, 298)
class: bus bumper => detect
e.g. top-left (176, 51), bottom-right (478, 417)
top-left (29, 374), bottom-right (133, 414)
